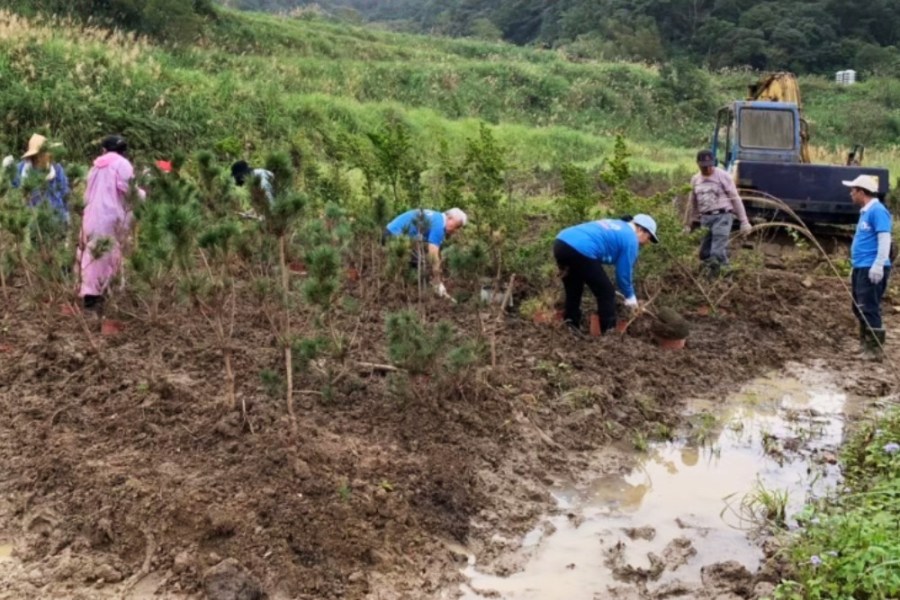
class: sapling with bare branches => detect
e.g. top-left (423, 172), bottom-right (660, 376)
top-left (193, 219), bottom-right (244, 418)
top-left (248, 152), bottom-right (306, 430)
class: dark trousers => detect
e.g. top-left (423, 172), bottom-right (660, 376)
top-left (851, 267), bottom-right (890, 330)
top-left (553, 240), bottom-right (617, 333)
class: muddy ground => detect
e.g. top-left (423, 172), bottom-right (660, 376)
top-left (0, 257), bottom-right (893, 599)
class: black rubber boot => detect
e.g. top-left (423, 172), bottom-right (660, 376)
top-left (863, 328), bottom-right (886, 361)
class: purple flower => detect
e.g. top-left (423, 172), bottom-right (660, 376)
top-left (884, 442), bottom-right (900, 455)
top-left (810, 555), bottom-right (822, 566)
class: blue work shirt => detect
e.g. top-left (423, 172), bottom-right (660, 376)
top-left (851, 200), bottom-right (892, 268)
top-left (386, 209), bottom-right (446, 247)
top-left (13, 161), bottom-right (70, 224)
top-left (556, 219), bottom-right (640, 299)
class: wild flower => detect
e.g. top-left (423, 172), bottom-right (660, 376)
top-left (810, 555), bottom-right (822, 566)
top-left (884, 442), bottom-right (900, 454)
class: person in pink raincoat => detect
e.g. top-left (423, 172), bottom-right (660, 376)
top-left (77, 135), bottom-right (145, 311)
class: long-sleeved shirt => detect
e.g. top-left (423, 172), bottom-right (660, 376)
top-left (688, 167), bottom-right (749, 225)
top-left (556, 219), bottom-right (639, 299)
top-left (13, 161), bottom-right (70, 223)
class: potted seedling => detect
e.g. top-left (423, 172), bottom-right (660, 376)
top-left (650, 307), bottom-right (690, 349)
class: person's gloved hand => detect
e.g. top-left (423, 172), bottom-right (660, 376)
top-left (740, 221), bottom-right (753, 235)
top-left (434, 282), bottom-right (450, 299)
top-left (869, 263), bottom-right (885, 284)
top-left (624, 295), bottom-right (639, 309)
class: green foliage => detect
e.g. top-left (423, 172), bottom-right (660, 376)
top-left (0, 0), bottom-right (213, 43)
top-left (465, 123), bottom-right (506, 235)
top-left (302, 245), bottom-right (341, 309)
top-left (367, 113), bottom-right (422, 210)
top-left (444, 239), bottom-right (490, 285)
top-left (298, 0), bottom-right (900, 75)
top-left (385, 310), bottom-right (463, 375)
top-left (600, 134), bottom-right (631, 189)
top-left (556, 163), bottom-right (594, 225)
top-left (774, 410), bottom-right (900, 599)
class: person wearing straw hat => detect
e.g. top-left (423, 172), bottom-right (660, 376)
top-left (686, 150), bottom-right (752, 279)
top-left (553, 214), bottom-right (659, 336)
top-left (12, 133), bottom-right (71, 224)
top-left (844, 174), bottom-right (891, 358)
top-left (77, 135), bottom-right (145, 313)
top-left (383, 207), bottom-right (468, 299)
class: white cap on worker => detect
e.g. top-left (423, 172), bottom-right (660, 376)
top-left (842, 175), bottom-right (879, 194)
top-left (632, 214), bottom-right (659, 244)
top-left (445, 207), bottom-right (468, 226)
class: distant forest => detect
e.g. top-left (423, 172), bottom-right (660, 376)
top-left (225, 0), bottom-right (900, 75)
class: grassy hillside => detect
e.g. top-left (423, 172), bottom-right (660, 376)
top-left (0, 7), bottom-right (897, 179)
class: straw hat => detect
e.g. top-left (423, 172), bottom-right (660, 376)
top-left (22, 133), bottom-right (47, 159)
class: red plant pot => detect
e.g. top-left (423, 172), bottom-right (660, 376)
top-left (60, 303), bottom-right (81, 317)
top-left (532, 310), bottom-right (552, 324)
top-left (346, 267), bottom-right (360, 282)
top-left (101, 319), bottom-right (125, 336)
top-left (288, 262), bottom-right (307, 275)
top-left (657, 337), bottom-right (686, 350)
top-left (589, 314), bottom-right (601, 337)
top-left (615, 320), bottom-right (629, 334)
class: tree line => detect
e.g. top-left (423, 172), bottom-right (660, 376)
top-left (235, 0), bottom-right (900, 76)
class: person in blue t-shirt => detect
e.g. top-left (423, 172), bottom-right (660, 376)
top-left (553, 214), bottom-right (659, 335)
top-left (845, 175), bottom-right (892, 358)
top-left (383, 207), bottom-right (468, 299)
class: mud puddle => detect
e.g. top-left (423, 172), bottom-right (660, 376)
top-left (460, 362), bottom-right (851, 599)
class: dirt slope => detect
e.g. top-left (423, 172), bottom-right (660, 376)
top-left (0, 268), bottom-right (862, 599)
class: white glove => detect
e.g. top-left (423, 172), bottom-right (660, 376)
top-left (1, 155), bottom-right (13, 169)
top-left (740, 221), bottom-right (753, 235)
top-left (682, 226), bottom-right (692, 235)
top-left (869, 264), bottom-right (885, 284)
top-left (434, 282), bottom-right (450, 299)
top-left (624, 296), bottom-right (639, 309)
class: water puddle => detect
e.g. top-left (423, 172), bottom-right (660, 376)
top-left (461, 363), bottom-right (849, 599)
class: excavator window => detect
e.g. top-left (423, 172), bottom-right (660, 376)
top-left (715, 108), bottom-right (733, 166)
top-left (739, 108), bottom-right (795, 150)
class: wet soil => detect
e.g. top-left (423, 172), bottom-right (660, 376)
top-left (0, 266), bottom-right (891, 599)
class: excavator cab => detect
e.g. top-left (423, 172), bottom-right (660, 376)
top-left (711, 101), bottom-right (803, 171)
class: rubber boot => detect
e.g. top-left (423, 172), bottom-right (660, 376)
top-left (858, 321), bottom-right (868, 353)
top-left (862, 328), bottom-right (886, 362)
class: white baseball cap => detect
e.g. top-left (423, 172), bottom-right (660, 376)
top-left (842, 175), bottom-right (879, 194)
top-left (632, 214), bottom-right (659, 244)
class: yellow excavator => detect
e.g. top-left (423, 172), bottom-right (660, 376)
top-left (709, 71), bottom-right (887, 224)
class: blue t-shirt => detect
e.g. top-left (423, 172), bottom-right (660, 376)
top-left (556, 219), bottom-right (639, 298)
top-left (851, 201), bottom-right (892, 268)
top-left (386, 209), bottom-right (446, 247)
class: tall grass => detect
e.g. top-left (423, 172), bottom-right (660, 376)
top-left (0, 7), bottom-right (895, 180)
